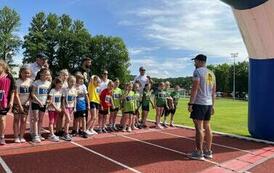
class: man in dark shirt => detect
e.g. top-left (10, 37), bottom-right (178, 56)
top-left (73, 56), bottom-right (92, 86)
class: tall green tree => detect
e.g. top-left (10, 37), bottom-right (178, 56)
top-left (23, 12), bottom-right (47, 63)
top-left (89, 35), bottom-right (130, 83)
top-left (0, 6), bottom-right (21, 63)
top-left (23, 13), bottom-right (91, 76)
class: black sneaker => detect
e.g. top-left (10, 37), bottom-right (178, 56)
top-left (82, 132), bottom-right (88, 138)
top-left (102, 128), bottom-right (108, 133)
top-left (70, 130), bottom-right (77, 137)
top-left (204, 150), bottom-right (213, 159)
top-left (61, 134), bottom-right (72, 141)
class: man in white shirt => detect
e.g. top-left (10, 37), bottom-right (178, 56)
top-left (27, 53), bottom-right (49, 80)
top-left (133, 66), bottom-right (149, 92)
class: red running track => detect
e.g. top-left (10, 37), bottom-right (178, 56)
top-left (0, 115), bottom-right (274, 173)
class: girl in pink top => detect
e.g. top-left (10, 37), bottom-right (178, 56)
top-left (0, 60), bottom-right (15, 145)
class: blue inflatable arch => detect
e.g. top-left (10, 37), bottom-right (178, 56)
top-left (221, 0), bottom-right (274, 141)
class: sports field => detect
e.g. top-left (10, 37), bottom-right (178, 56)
top-left (148, 98), bottom-right (249, 136)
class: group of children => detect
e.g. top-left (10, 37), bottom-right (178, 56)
top-left (0, 60), bottom-right (181, 145)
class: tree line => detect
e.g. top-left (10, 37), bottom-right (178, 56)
top-left (0, 6), bottom-right (130, 83)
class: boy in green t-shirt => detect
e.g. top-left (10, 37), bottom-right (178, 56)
top-left (154, 82), bottom-right (168, 129)
top-left (109, 78), bottom-right (122, 131)
top-left (162, 81), bottom-right (174, 127)
top-left (133, 83), bottom-right (142, 130)
top-left (169, 85), bottom-right (180, 127)
top-left (141, 83), bottom-right (154, 128)
top-left (121, 83), bottom-right (135, 132)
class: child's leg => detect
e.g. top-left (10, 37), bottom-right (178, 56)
top-left (87, 108), bottom-right (97, 130)
top-left (98, 114), bottom-right (103, 129)
top-left (120, 113), bottom-right (125, 127)
top-left (81, 117), bottom-right (87, 132)
top-left (128, 114), bottom-right (133, 131)
top-left (31, 110), bottom-right (39, 136)
top-left (38, 111), bottom-right (45, 136)
top-left (156, 107), bottom-right (164, 126)
top-left (64, 109), bottom-right (71, 135)
top-left (103, 114), bottom-right (108, 129)
top-left (13, 114), bottom-right (20, 139)
top-left (0, 115), bottom-right (6, 138)
top-left (48, 112), bottom-right (55, 136)
top-left (122, 114), bottom-right (128, 131)
top-left (109, 111), bottom-right (114, 126)
top-left (19, 114), bottom-right (27, 139)
top-left (142, 111), bottom-right (148, 126)
top-left (56, 112), bottom-right (64, 134)
top-left (113, 111), bottom-right (118, 127)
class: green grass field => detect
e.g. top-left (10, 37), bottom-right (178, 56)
top-left (147, 98), bottom-right (249, 136)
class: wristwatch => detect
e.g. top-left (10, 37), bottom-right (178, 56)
top-left (188, 103), bottom-right (193, 106)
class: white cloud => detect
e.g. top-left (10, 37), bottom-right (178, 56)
top-left (122, 0), bottom-right (248, 61)
top-left (131, 56), bottom-right (192, 78)
top-left (128, 47), bottom-right (160, 56)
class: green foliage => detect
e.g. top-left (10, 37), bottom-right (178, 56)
top-left (151, 77), bottom-right (192, 90)
top-left (208, 61), bottom-right (248, 93)
top-left (89, 35), bottom-right (130, 83)
top-left (23, 12), bottom-right (130, 80)
top-left (148, 98), bottom-right (249, 136)
top-left (0, 6), bottom-right (22, 63)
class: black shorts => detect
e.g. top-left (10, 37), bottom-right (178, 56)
top-left (74, 110), bottom-right (87, 118)
top-left (0, 108), bottom-right (10, 115)
top-left (110, 108), bottom-right (119, 112)
top-left (90, 102), bottom-right (100, 109)
top-left (99, 109), bottom-right (109, 115)
top-left (31, 103), bottom-right (47, 112)
top-left (190, 104), bottom-right (212, 121)
top-left (170, 106), bottom-right (177, 115)
top-left (163, 106), bottom-right (171, 117)
top-left (142, 105), bottom-right (150, 111)
top-left (124, 111), bottom-right (134, 115)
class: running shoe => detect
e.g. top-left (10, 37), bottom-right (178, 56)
top-left (32, 135), bottom-right (41, 143)
top-left (0, 138), bottom-right (6, 145)
top-left (204, 150), bottom-right (213, 159)
top-left (190, 151), bottom-right (205, 160)
top-left (61, 134), bottom-right (72, 141)
top-left (14, 137), bottom-right (21, 143)
top-left (48, 135), bottom-right (59, 142)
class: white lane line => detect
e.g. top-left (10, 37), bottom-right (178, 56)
top-left (0, 157), bottom-right (12, 173)
top-left (118, 134), bottom-right (220, 165)
top-left (241, 155), bottom-right (274, 173)
top-left (70, 141), bottom-right (142, 173)
top-left (159, 131), bottom-right (252, 154)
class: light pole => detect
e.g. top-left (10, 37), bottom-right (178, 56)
top-left (230, 53), bottom-right (238, 100)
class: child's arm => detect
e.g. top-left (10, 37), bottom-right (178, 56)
top-left (31, 85), bottom-right (43, 106)
top-left (85, 94), bottom-right (90, 110)
top-left (14, 89), bottom-right (24, 112)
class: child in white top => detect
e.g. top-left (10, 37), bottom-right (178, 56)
top-left (13, 66), bottom-right (32, 143)
top-left (61, 75), bottom-right (77, 141)
top-left (56, 69), bottom-right (69, 136)
top-left (47, 78), bottom-right (63, 142)
top-left (31, 69), bottom-right (51, 143)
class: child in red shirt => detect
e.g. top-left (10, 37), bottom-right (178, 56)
top-left (98, 81), bottom-right (114, 133)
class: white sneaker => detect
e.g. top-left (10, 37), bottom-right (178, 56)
top-left (85, 130), bottom-right (93, 136)
top-left (39, 135), bottom-right (45, 141)
top-left (131, 126), bottom-right (138, 130)
top-left (32, 135), bottom-right (41, 143)
top-left (156, 124), bottom-right (164, 129)
top-left (14, 137), bottom-right (21, 143)
top-left (48, 135), bottom-right (59, 142)
top-left (127, 127), bottom-right (132, 132)
top-left (0, 138), bottom-right (6, 145)
top-left (20, 138), bottom-right (26, 143)
top-left (90, 129), bottom-right (98, 135)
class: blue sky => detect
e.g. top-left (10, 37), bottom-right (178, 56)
top-left (1, 0), bottom-right (247, 78)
